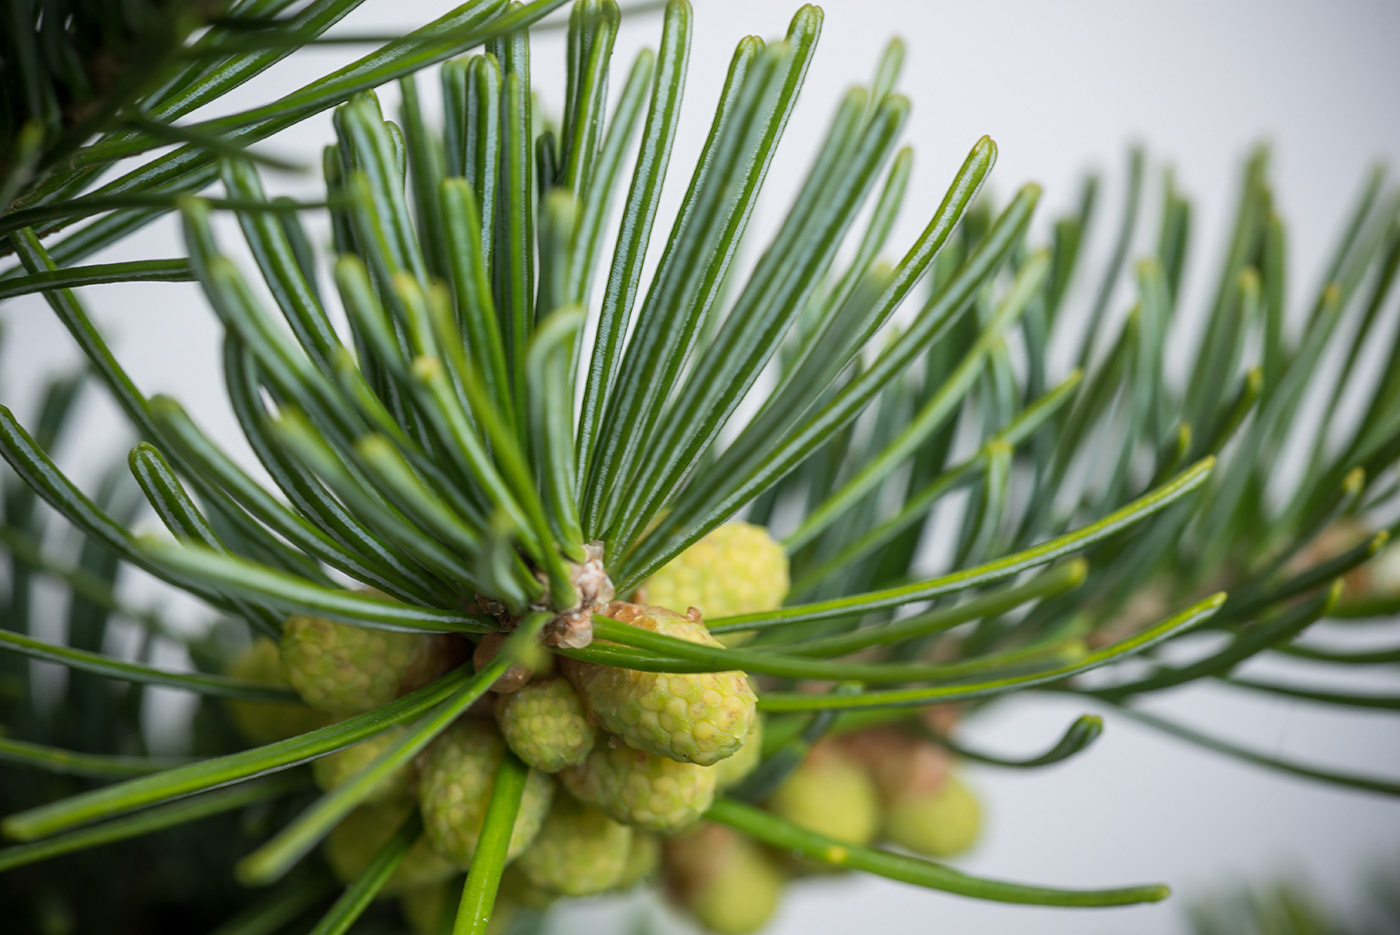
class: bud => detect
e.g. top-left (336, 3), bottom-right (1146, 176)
top-left (560, 741), bottom-right (716, 834)
top-left (641, 522), bottom-right (788, 647)
top-left (223, 637), bottom-right (329, 746)
top-left (324, 800), bottom-right (457, 896)
top-left (279, 613), bottom-right (442, 716)
top-left (515, 794), bottom-right (633, 897)
top-left (495, 677), bottom-right (596, 773)
top-left (613, 832), bottom-right (660, 892)
top-left (882, 774), bottom-right (983, 859)
top-left (562, 602), bottom-right (756, 765)
top-left (664, 823), bottom-right (784, 935)
top-left (767, 743), bottom-right (879, 848)
top-left (418, 719), bottom-right (554, 868)
top-left (712, 715), bottom-right (763, 791)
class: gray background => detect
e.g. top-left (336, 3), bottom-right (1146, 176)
top-left (5, 1), bottom-right (1400, 933)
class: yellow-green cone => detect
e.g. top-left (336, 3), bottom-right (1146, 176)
top-left (839, 727), bottom-right (949, 806)
top-left (840, 728), bottom-right (981, 856)
top-left (664, 823), bottom-right (785, 935)
top-left (516, 793), bottom-right (633, 897)
top-left (641, 523), bottom-right (788, 634)
top-left (324, 800), bottom-right (457, 896)
top-left (279, 613), bottom-right (439, 716)
top-left (311, 726), bottom-right (413, 803)
top-left (560, 741), bottom-right (716, 834)
top-left (418, 719), bottom-right (554, 868)
top-left (767, 744), bottom-right (879, 847)
top-left (562, 603), bottom-right (757, 766)
top-left (713, 715), bottom-right (763, 791)
top-left (883, 774), bottom-right (983, 858)
top-left (613, 832), bottom-right (661, 891)
top-left (223, 637), bottom-right (329, 745)
top-left (495, 678), bottom-right (596, 773)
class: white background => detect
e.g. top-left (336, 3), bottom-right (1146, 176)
top-left (5, 1), bottom-right (1400, 933)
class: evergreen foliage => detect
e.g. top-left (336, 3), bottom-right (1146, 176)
top-left (1, 1), bottom-right (1398, 932)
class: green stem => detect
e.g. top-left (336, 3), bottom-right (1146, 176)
top-left (710, 458), bottom-right (1213, 634)
top-left (1109, 704), bottom-right (1400, 797)
top-left (1221, 676), bottom-right (1400, 711)
top-left (0, 775), bottom-right (307, 872)
top-left (0, 628), bottom-right (297, 701)
top-left (914, 714), bottom-right (1104, 769)
top-left (580, 615), bottom-right (1078, 685)
top-left (708, 797), bottom-right (1168, 907)
top-left (0, 735), bottom-right (192, 778)
top-left (236, 613), bottom-right (548, 884)
top-left (453, 752), bottom-right (528, 935)
top-left (137, 539), bottom-right (493, 633)
top-left (0, 259), bottom-right (192, 299)
top-left (307, 813), bottom-right (421, 935)
top-left (757, 594), bottom-right (1224, 712)
top-left (771, 560), bottom-right (1086, 657)
top-left (3, 667), bottom-right (471, 841)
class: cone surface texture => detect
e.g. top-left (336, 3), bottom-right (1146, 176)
top-left (279, 613), bottom-right (434, 715)
top-left (496, 678), bottom-right (596, 773)
top-left (713, 715), bottom-right (763, 790)
top-left (324, 800), bottom-right (457, 895)
top-left (516, 793), bottom-right (633, 896)
top-left (418, 719), bottom-right (554, 867)
top-left (560, 741), bottom-right (717, 833)
top-left (642, 522), bottom-right (789, 622)
top-left (563, 602), bottom-right (757, 765)
top-left (224, 637), bottom-right (329, 745)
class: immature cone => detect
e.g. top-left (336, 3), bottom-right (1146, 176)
top-left (664, 823), bottom-right (785, 935)
top-left (312, 726), bottom-right (413, 803)
top-left (614, 832), bottom-right (661, 891)
top-left (418, 719), bottom-right (554, 868)
top-left (641, 522), bottom-right (788, 646)
top-left (324, 800), bottom-right (457, 896)
top-left (882, 774), bottom-right (983, 858)
top-left (516, 793), bottom-right (633, 897)
top-left (839, 728), bottom-right (979, 856)
top-left (562, 602), bottom-right (757, 765)
top-left (767, 743), bottom-right (879, 848)
top-left (223, 638), bottom-right (330, 745)
top-left (839, 727), bottom-right (950, 807)
top-left (279, 612), bottom-right (440, 715)
top-left (560, 741), bottom-right (717, 834)
top-left (495, 678), bottom-right (596, 773)
top-left (713, 715), bottom-right (763, 790)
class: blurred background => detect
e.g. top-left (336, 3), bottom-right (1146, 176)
top-left (5, 1), bottom-right (1400, 933)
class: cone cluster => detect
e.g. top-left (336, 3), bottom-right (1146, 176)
top-left (227, 529), bottom-right (979, 934)
top-left (220, 527), bottom-right (980, 934)
top-left (222, 525), bottom-right (785, 932)
top-left (657, 721), bottom-right (984, 934)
